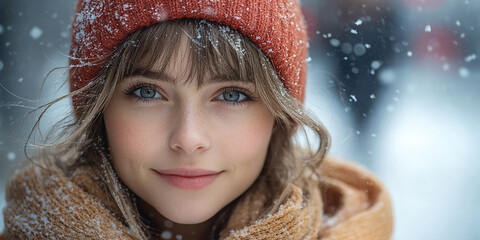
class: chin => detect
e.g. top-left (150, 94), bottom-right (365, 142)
top-left (159, 203), bottom-right (220, 225)
top-left (172, 217), bottom-right (209, 225)
top-left (166, 211), bottom-right (216, 225)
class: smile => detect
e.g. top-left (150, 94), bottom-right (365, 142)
top-left (154, 168), bottom-right (222, 190)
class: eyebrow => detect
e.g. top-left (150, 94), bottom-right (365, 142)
top-left (127, 69), bottom-right (253, 87)
top-left (128, 69), bottom-right (176, 84)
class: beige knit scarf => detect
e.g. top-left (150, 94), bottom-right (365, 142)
top-left (2, 158), bottom-right (393, 239)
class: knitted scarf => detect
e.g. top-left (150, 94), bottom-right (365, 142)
top-left (1, 158), bottom-right (393, 239)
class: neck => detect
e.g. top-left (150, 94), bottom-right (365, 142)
top-left (137, 199), bottom-right (220, 240)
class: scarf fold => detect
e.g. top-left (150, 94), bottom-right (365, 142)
top-left (2, 157), bottom-right (393, 239)
top-left (220, 183), bottom-right (322, 240)
top-left (317, 158), bottom-right (394, 240)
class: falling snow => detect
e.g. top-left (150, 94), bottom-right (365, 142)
top-left (0, 59), bottom-right (4, 71)
top-left (30, 26), bottom-right (43, 39)
top-left (353, 43), bottom-right (366, 56)
top-left (425, 25), bottom-right (432, 32)
top-left (341, 43), bottom-right (352, 54)
top-left (330, 38), bottom-right (340, 47)
top-left (386, 104), bottom-right (394, 112)
top-left (161, 231), bottom-right (173, 239)
top-left (464, 54), bottom-right (476, 62)
top-left (350, 95), bottom-right (358, 102)
top-left (371, 61), bottom-right (382, 69)
top-left (164, 220), bottom-right (174, 228)
top-left (379, 69), bottom-right (396, 84)
top-left (355, 19), bottom-right (363, 26)
top-left (443, 63), bottom-right (450, 71)
top-left (7, 152), bottom-right (16, 161)
top-left (459, 67), bottom-right (470, 78)
top-left (0, 24), bottom-right (4, 35)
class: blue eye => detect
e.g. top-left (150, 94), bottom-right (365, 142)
top-left (132, 86), bottom-right (162, 99)
top-left (218, 90), bottom-right (247, 102)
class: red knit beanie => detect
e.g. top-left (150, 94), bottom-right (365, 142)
top-left (69, 0), bottom-right (308, 113)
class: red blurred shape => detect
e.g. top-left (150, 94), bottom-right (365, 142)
top-left (412, 25), bottom-right (459, 64)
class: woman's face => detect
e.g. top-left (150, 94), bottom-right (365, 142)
top-left (103, 38), bottom-right (275, 224)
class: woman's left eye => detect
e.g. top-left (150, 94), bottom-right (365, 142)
top-left (132, 86), bottom-right (162, 99)
top-left (216, 89), bottom-right (248, 102)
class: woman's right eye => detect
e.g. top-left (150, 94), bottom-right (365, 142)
top-left (132, 86), bottom-right (163, 99)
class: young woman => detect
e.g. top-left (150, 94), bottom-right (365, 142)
top-left (1, 0), bottom-right (393, 239)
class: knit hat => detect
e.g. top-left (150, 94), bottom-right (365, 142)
top-left (69, 0), bottom-right (308, 113)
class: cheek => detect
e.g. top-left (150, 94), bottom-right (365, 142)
top-left (216, 105), bottom-right (275, 175)
top-left (104, 115), bottom-right (140, 160)
top-left (103, 100), bottom-right (164, 168)
top-left (228, 118), bottom-right (273, 155)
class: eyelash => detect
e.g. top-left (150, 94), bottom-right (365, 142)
top-left (123, 83), bottom-right (163, 103)
top-left (122, 83), bottom-right (256, 106)
top-left (216, 86), bottom-right (256, 107)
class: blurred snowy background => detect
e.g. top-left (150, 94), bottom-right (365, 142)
top-left (1, 0), bottom-right (479, 239)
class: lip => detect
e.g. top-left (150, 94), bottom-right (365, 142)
top-left (154, 168), bottom-right (222, 190)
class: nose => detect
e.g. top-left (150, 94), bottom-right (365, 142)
top-left (169, 105), bottom-right (210, 154)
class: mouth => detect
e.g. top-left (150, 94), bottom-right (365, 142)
top-left (154, 168), bottom-right (222, 190)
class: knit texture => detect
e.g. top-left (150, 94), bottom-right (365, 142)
top-left (69, 0), bottom-right (308, 113)
top-left (2, 165), bottom-right (135, 239)
top-left (2, 158), bottom-right (393, 239)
